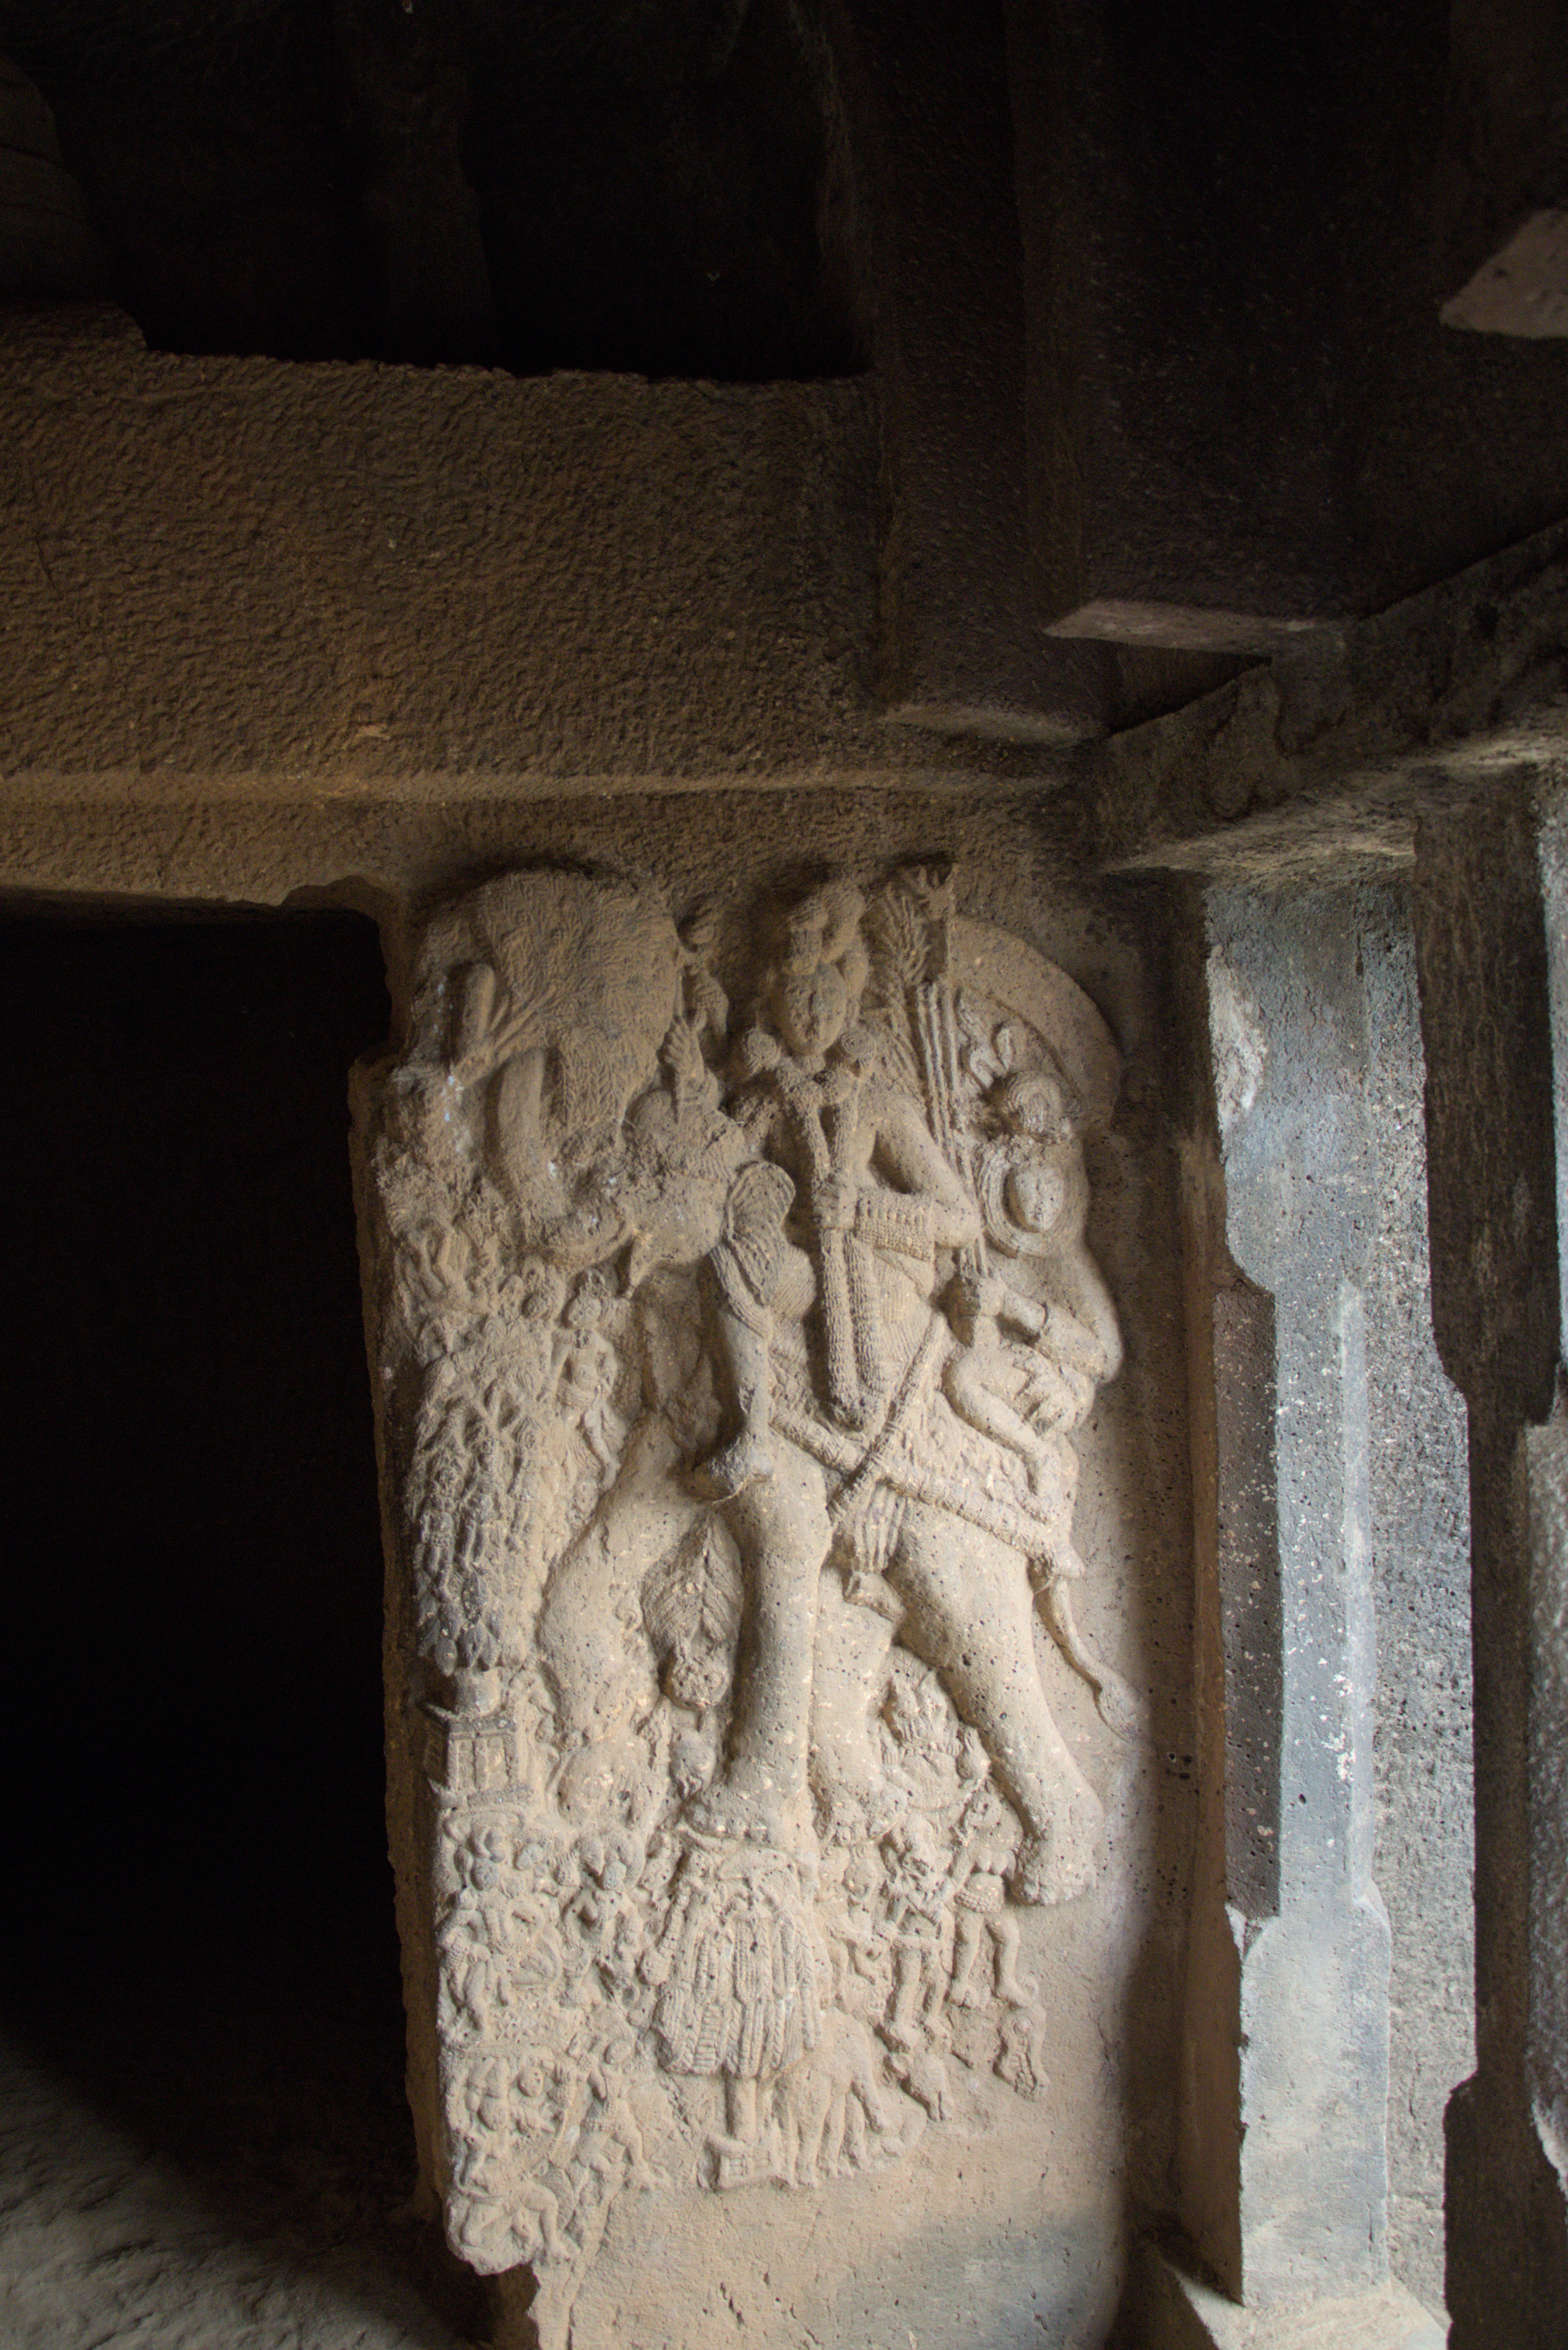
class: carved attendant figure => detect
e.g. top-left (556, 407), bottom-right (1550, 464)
top-left (943, 1064), bottom-right (1121, 1550)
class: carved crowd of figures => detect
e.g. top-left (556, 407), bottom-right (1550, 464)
top-left (358, 862), bottom-right (1132, 2347)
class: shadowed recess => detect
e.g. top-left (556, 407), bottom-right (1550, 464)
top-left (0, 911), bottom-right (483, 2343)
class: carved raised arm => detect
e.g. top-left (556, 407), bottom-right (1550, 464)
top-left (860, 1093), bottom-right (982, 1253)
top-left (1037, 1235), bottom-right (1122, 1384)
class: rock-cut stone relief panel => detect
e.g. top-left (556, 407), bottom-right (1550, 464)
top-left (358, 863), bottom-right (1136, 2347)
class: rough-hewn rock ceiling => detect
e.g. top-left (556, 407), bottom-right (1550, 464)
top-left (0, 0), bottom-right (859, 373)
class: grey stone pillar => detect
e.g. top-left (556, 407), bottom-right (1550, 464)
top-left (1143, 875), bottom-right (1469, 2350)
top-left (1414, 781), bottom-right (1568, 2347)
top-left (1180, 884), bottom-right (1394, 2304)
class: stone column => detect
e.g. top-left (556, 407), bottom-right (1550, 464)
top-left (1192, 884), bottom-right (1392, 2299)
top-left (1413, 780), bottom-right (1568, 2347)
top-left (1140, 879), bottom-right (1459, 2347)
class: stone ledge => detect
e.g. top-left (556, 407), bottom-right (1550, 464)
top-left (1093, 517), bottom-right (1568, 882)
top-left (1128, 2245), bottom-right (1445, 2350)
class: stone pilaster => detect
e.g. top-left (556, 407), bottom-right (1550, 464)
top-left (1182, 885), bottom-right (1396, 2304)
top-left (1415, 780), bottom-right (1568, 2347)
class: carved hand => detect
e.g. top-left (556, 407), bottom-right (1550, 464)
top-left (814, 1168), bottom-right (858, 1231)
top-left (956, 1271), bottom-right (1005, 1319)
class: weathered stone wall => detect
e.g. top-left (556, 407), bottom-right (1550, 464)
top-left (0, 306), bottom-right (877, 795)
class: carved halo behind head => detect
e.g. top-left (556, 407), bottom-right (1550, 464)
top-left (951, 918), bottom-right (1122, 1131)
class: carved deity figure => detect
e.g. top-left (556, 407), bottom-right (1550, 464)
top-left (356, 860), bottom-right (1138, 2346)
top-left (683, 879), bottom-right (1108, 1905)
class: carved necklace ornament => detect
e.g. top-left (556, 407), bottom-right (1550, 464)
top-left (358, 865), bottom-right (1134, 2347)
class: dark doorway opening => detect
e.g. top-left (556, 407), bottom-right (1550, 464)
top-left (0, 909), bottom-right (480, 2344)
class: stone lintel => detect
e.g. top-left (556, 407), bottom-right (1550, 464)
top-left (0, 785), bottom-right (1091, 966)
top-left (1092, 521), bottom-right (1568, 882)
top-left (0, 302), bottom-right (1096, 807)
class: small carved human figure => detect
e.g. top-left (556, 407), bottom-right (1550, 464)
top-left (437, 1841), bottom-right (514, 2035)
top-left (947, 1783), bottom-right (1033, 2010)
top-left (995, 2004), bottom-right (1051, 2100)
top-left (881, 1814), bottom-right (954, 2050)
top-left (968, 1065), bottom-right (1122, 1414)
top-left (568, 1829), bottom-right (646, 1988)
top-left (579, 2034), bottom-right (659, 2193)
top-left (449, 2061), bottom-right (568, 2266)
top-left (819, 1840), bottom-right (887, 2006)
top-left (942, 1065), bottom-right (1122, 1583)
top-left (551, 1268), bottom-right (626, 1480)
top-left (643, 1838), bottom-right (823, 2185)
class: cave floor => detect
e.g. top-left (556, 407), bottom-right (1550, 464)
top-left (0, 1911), bottom-right (481, 2350)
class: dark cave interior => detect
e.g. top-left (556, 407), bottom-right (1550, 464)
top-left (0, 909), bottom-right (481, 2338)
top-left (0, 0), bottom-right (861, 376)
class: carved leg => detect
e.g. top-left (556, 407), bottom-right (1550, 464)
top-left (726, 2074), bottom-right (758, 2144)
top-left (886, 1942), bottom-right (925, 2047)
top-left (842, 2021), bottom-right (894, 2134)
top-left (949, 1908), bottom-right (985, 2007)
top-left (820, 2089), bottom-right (848, 2179)
top-left (711, 2072), bottom-right (767, 2189)
top-left (689, 1444), bottom-right (831, 1841)
top-left (518, 2178), bottom-right (565, 2260)
top-left (690, 1301), bottom-right (776, 1501)
top-left (920, 1939), bottom-right (950, 2039)
top-left (785, 2064), bottom-right (832, 2186)
top-left (809, 1569), bottom-right (897, 1810)
top-left (988, 1913), bottom-right (1034, 2006)
top-left (888, 1506), bottom-right (1102, 1903)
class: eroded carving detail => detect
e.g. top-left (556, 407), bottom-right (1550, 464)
top-left (358, 865), bottom-right (1132, 2345)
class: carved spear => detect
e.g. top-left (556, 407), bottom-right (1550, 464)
top-left (775, 1062), bottom-right (881, 1430)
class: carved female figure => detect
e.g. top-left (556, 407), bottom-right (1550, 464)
top-left (942, 1063), bottom-right (1122, 1566)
